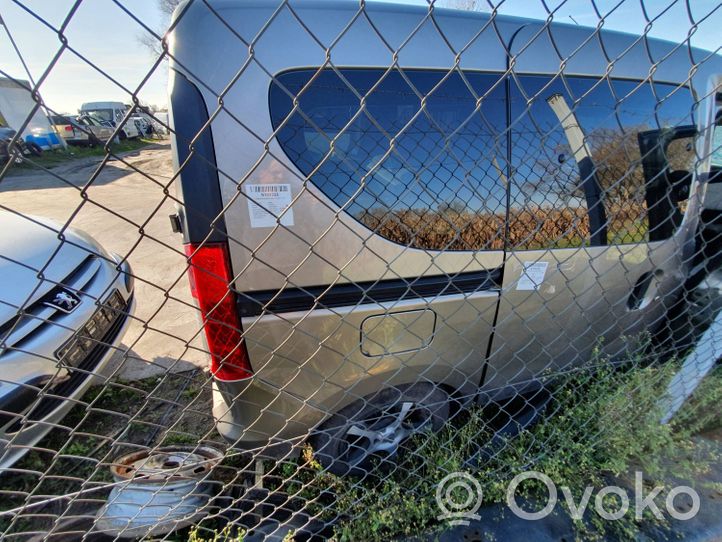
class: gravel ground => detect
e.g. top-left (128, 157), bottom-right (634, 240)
top-left (0, 142), bottom-right (207, 380)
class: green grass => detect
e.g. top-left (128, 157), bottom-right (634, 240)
top-left (168, 345), bottom-right (720, 542)
top-left (313, 352), bottom-right (722, 541)
top-left (12, 138), bottom-right (157, 170)
top-left (0, 371), bottom-right (213, 536)
top-left (1, 344), bottom-right (719, 542)
top-left (187, 525), bottom-right (246, 542)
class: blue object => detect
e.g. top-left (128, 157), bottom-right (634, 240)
top-left (25, 131), bottom-right (62, 150)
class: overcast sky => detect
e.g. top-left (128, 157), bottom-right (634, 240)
top-left (0, 0), bottom-right (720, 115)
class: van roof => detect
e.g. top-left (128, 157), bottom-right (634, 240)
top-left (170, 0), bottom-right (722, 93)
top-left (171, 0), bottom-right (718, 55)
top-left (80, 102), bottom-right (127, 109)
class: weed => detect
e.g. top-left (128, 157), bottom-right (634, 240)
top-left (331, 354), bottom-right (720, 541)
top-left (186, 524), bottom-right (245, 542)
top-left (161, 432), bottom-right (201, 446)
top-left (673, 364), bottom-right (722, 434)
top-left (12, 138), bottom-right (156, 171)
top-left (0, 371), bottom-right (210, 536)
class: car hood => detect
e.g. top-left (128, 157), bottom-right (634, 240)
top-left (0, 213), bottom-right (102, 326)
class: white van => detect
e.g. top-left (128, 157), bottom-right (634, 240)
top-left (79, 101), bottom-right (142, 140)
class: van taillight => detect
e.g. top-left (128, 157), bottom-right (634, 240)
top-left (64, 126), bottom-right (73, 132)
top-left (184, 242), bottom-right (252, 381)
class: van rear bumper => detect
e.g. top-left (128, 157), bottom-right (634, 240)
top-left (212, 377), bottom-right (324, 458)
top-left (211, 353), bottom-right (483, 458)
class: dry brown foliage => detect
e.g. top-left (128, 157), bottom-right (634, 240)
top-left (358, 202), bottom-right (648, 251)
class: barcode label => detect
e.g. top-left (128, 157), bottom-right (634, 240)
top-left (247, 185), bottom-right (289, 194)
top-left (244, 183), bottom-right (294, 228)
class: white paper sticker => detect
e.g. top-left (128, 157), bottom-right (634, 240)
top-left (516, 261), bottom-right (549, 291)
top-left (245, 183), bottom-right (294, 228)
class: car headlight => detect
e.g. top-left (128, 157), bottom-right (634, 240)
top-left (112, 253), bottom-right (134, 293)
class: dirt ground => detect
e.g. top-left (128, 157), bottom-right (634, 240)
top-left (0, 141), bottom-right (207, 380)
top-left (0, 143), bottom-right (235, 536)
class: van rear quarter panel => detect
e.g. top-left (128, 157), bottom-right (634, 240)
top-left (169, 1), bottom-right (513, 406)
top-left (170, 1), bottom-right (514, 290)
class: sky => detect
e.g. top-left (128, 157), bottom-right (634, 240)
top-left (0, 0), bottom-right (720, 116)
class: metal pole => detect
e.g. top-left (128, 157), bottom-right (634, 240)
top-left (660, 308), bottom-right (722, 424)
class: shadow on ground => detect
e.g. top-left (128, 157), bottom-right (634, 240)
top-left (0, 142), bottom-right (170, 191)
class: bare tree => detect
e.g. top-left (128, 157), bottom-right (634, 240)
top-left (442, 0), bottom-right (483, 10)
top-left (528, 127), bottom-right (648, 204)
top-left (157, 0), bottom-right (182, 17)
top-left (139, 0), bottom-right (182, 57)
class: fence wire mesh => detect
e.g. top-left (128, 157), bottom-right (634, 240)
top-left (0, 0), bottom-right (721, 540)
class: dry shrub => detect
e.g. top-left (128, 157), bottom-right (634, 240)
top-left (358, 201), bottom-right (648, 251)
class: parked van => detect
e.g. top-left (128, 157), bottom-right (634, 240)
top-left (79, 101), bottom-right (142, 140)
top-left (168, 0), bottom-right (722, 473)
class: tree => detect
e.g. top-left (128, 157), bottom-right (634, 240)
top-left (442, 0), bottom-right (483, 10)
top-left (157, 0), bottom-right (182, 17)
top-left (139, 0), bottom-right (182, 58)
top-left (588, 127), bottom-right (646, 204)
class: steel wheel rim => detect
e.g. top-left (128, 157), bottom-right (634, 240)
top-left (339, 401), bottom-right (433, 467)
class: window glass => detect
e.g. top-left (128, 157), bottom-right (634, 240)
top-left (712, 125), bottom-right (722, 168)
top-left (508, 79), bottom-right (592, 249)
top-left (270, 69), bottom-right (508, 251)
top-left (86, 109), bottom-right (114, 122)
top-left (510, 76), bottom-right (694, 249)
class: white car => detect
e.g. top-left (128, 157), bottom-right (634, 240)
top-left (0, 213), bottom-right (135, 468)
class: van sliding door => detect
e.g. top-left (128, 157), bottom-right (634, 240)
top-left (482, 72), bottom-right (696, 393)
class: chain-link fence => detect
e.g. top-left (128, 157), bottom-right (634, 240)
top-left (1, 0), bottom-right (721, 540)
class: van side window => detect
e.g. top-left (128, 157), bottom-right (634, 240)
top-left (712, 121), bottom-right (722, 168)
top-left (510, 76), bottom-right (695, 249)
top-left (509, 75), bottom-right (694, 249)
top-left (509, 78), bottom-right (595, 249)
top-left (601, 80), bottom-right (693, 243)
top-left (270, 69), bottom-right (508, 251)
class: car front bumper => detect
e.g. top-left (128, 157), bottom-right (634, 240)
top-left (0, 255), bottom-right (135, 470)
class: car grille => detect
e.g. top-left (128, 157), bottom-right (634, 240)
top-left (3, 291), bottom-right (130, 434)
top-left (0, 255), bottom-right (100, 354)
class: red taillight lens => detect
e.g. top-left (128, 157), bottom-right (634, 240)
top-left (64, 126), bottom-right (73, 132)
top-left (184, 242), bottom-right (252, 381)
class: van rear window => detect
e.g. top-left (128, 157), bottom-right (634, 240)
top-left (269, 68), bottom-right (508, 251)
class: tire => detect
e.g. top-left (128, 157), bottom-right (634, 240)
top-left (465, 387), bottom-right (551, 469)
top-left (118, 130), bottom-right (127, 141)
top-left (668, 271), bottom-right (722, 352)
top-left (310, 383), bottom-right (449, 477)
top-left (26, 142), bottom-right (42, 156)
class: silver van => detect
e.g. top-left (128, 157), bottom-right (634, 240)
top-left (167, 0), bottom-right (722, 472)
